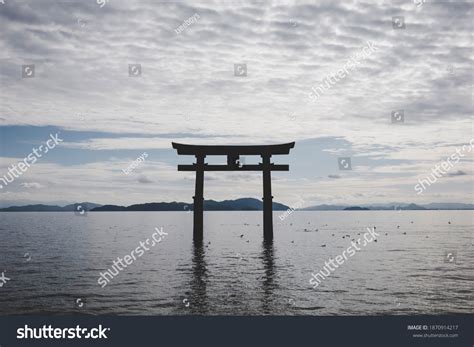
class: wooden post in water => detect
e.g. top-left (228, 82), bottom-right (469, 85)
top-left (262, 154), bottom-right (273, 241)
top-left (193, 155), bottom-right (205, 242)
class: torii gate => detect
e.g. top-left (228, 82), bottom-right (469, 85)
top-left (172, 142), bottom-right (295, 242)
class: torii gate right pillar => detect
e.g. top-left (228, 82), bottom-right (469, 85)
top-left (262, 154), bottom-right (273, 241)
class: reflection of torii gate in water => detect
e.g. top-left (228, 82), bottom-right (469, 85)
top-left (172, 142), bottom-right (295, 242)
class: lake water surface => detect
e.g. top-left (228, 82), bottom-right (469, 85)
top-left (0, 211), bottom-right (472, 315)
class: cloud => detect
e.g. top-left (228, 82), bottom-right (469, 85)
top-left (0, 0), bottom-right (472, 205)
top-left (21, 182), bottom-right (43, 189)
top-left (137, 175), bottom-right (153, 184)
top-left (447, 170), bottom-right (467, 177)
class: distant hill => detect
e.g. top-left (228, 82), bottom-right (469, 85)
top-left (303, 203), bottom-right (472, 211)
top-left (402, 203), bottom-right (426, 210)
top-left (1, 200), bottom-right (472, 212)
top-left (0, 202), bottom-right (101, 212)
top-left (0, 204), bottom-right (64, 212)
top-left (422, 203), bottom-right (474, 210)
top-left (93, 198), bottom-right (290, 211)
top-left (344, 206), bottom-right (370, 211)
top-left (303, 204), bottom-right (346, 211)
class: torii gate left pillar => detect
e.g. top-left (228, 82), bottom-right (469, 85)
top-left (193, 155), bottom-right (205, 242)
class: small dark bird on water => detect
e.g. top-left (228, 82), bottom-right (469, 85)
top-left (397, 225), bottom-right (400, 229)
top-left (321, 244), bottom-right (326, 247)
top-left (385, 233), bottom-right (388, 235)
top-left (291, 241), bottom-right (294, 243)
top-left (240, 234), bottom-right (244, 238)
top-left (403, 232), bottom-right (407, 235)
top-left (448, 221), bottom-right (451, 224)
top-left (332, 234), bottom-right (335, 236)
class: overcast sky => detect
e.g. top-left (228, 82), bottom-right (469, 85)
top-left (0, 0), bottom-right (472, 207)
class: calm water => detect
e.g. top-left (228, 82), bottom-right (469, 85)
top-left (0, 211), bottom-right (472, 315)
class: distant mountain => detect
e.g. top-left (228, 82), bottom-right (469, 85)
top-left (302, 204), bottom-right (346, 211)
top-left (0, 204), bottom-right (65, 212)
top-left (402, 203), bottom-right (426, 210)
top-left (205, 198), bottom-right (289, 211)
top-left (0, 202), bottom-right (102, 212)
top-left (422, 203), bottom-right (474, 210)
top-left (62, 202), bottom-right (102, 211)
top-left (0, 199), bottom-right (71, 209)
top-left (88, 204), bottom-right (127, 211)
top-left (92, 198), bottom-right (290, 212)
top-left (1, 200), bottom-right (472, 212)
top-left (304, 203), bottom-right (471, 211)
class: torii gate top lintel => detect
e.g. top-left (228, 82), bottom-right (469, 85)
top-left (171, 142), bottom-right (295, 156)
